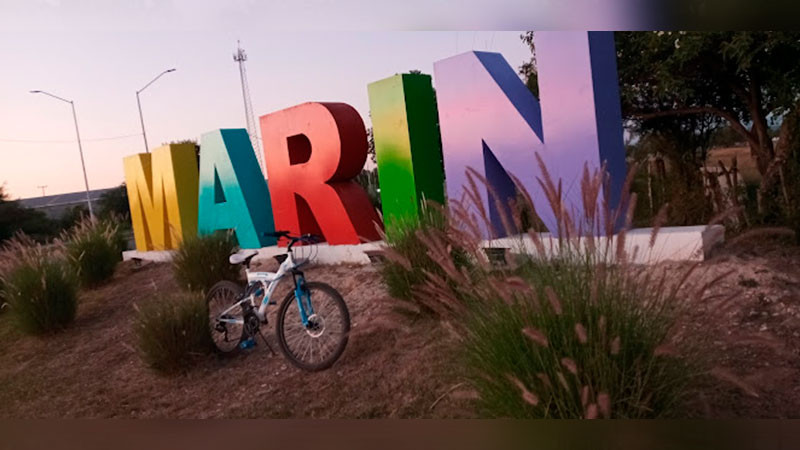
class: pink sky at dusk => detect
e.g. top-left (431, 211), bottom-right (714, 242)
top-left (0, 29), bottom-right (530, 199)
top-left (1, 0), bottom-right (645, 200)
top-left (0, 0), bottom-right (648, 200)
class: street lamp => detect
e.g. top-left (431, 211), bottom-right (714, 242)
top-left (30, 90), bottom-right (94, 219)
top-left (136, 68), bottom-right (176, 153)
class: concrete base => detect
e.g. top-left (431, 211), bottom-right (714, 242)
top-left (122, 225), bottom-right (724, 266)
top-left (486, 225), bottom-right (725, 264)
top-left (122, 242), bottom-right (387, 266)
top-left (121, 250), bottom-right (175, 263)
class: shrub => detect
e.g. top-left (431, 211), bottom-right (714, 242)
top-left (412, 163), bottom-right (721, 418)
top-left (61, 217), bottom-right (126, 287)
top-left (172, 231), bottom-right (240, 292)
top-left (133, 292), bottom-right (212, 374)
top-left (0, 277), bottom-right (6, 315)
top-left (0, 236), bottom-right (78, 334)
top-left (455, 256), bottom-right (700, 418)
top-left (0, 186), bottom-right (60, 243)
top-left (380, 213), bottom-right (438, 301)
top-left (379, 202), bottom-right (472, 316)
top-left (0, 252), bottom-right (9, 314)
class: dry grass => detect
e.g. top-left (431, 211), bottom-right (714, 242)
top-left (0, 158), bottom-right (797, 417)
top-left (404, 158), bottom-right (784, 418)
top-left (378, 201), bottom-right (473, 317)
top-left (59, 216), bottom-right (125, 287)
top-left (0, 248), bottom-right (797, 417)
top-left (172, 231), bottom-right (241, 293)
top-left (0, 261), bottom-right (471, 418)
top-left (133, 292), bottom-right (213, 374)
top-left (0, 234), bottom-right (78, 334)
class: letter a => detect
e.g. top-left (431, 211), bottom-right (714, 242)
top-left (198, 129), bottom-right (276, 248)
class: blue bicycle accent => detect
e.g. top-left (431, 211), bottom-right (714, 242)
top-left (294, 274), bottom-right (315, 326)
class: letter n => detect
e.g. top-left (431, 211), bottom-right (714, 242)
top-left (123, 143), bottom-right (198, 251)
top-left (259, 102), bottom-right (383, 245)
top-left (434, 31), bottom-right (626, 237)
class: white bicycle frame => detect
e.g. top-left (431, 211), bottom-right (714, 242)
top-left (216, 251), bottom-right (306, 325)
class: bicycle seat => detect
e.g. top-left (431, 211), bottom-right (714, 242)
top-left (229, 249), bottom-right (259, 266)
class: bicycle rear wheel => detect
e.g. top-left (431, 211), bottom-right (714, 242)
top-left (206, 280), bottom-right (245, 354)
top-left (276, 282), bottom-right (350, 371)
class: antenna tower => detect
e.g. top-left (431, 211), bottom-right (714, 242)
top-left (233, 41), bottom-right (265, 176)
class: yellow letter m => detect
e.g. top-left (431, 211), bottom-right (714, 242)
top-left (123, 143), bottom-right (198, 251)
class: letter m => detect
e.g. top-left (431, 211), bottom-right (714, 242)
top-left (123, 143), bottom-right (199, 251)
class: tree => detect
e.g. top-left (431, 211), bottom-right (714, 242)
top-left (366, 127), bottom-right (376, 165)
top-left (98, 183), bottom-right (130, 220)
top-left (626, 115), bottom-right (718, 225)
top-left (615, 31), bottom-right (800, 210)
top-left (58, 204), bottom-right (89, 230)
top-left (521, 31), bottom-right (800, 213)
top-left (0, 185), bottom-right (57, 242)
top-left (519, 32), bottom-right (539, 97)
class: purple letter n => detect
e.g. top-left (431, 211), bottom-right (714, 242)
top-left (433, 31), bottom-right (626, 237)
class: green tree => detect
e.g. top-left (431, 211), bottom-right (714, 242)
top-left (98, 183), bottom-right (130, 220)
top-left (58, 204), bottom-right (89, 230)
top-left (0, 185), bottom-right (57, 242)
top-left (366, 127), bottom-right (376, 165)
top-left (615, 31), bottom-right (800, 211)
top-left (521, 31), bottom-right (800, 214)
top-left (520, 32), bottom-right (539, 97)
top-left (626, 115), bottom-right (717, 225)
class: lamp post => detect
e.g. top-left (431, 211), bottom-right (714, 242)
top-left (136, 68), bottom-right (176, 153)
top-left (30, 90), bottom-right (94, 219)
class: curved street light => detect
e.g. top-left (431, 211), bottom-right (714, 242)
top-left (136, 68), bottom-right (176, 153)
top-left (30, 90), bottom-right (94, 219)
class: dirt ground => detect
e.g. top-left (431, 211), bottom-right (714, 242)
top-left (0, 240), bottom-right (799, 418)
top-left (0, 260), bottom-right (470, 418)
top-left (681, 239), bottom-right (800, 418)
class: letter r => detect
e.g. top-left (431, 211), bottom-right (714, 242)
top-left (259, 102), bottom-right (383, 245)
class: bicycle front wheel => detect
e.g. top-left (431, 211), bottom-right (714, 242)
top-left (276, 282), bottom-right (350, 371)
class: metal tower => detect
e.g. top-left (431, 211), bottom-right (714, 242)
top-left (233, 41), bottom-right (266, 177)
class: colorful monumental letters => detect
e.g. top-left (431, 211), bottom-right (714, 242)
top-left (197, 129), bottom-right (277, 248)
top-left (123, 143), bottom-right (199, 251)
top-left (367, 73), bottom-right (445, 232)
top-left (123, 31), bottom-right (626, 251)
top-left (259, 102), bottom-right (383, 245)
top-left (434, 31), bottom-right (625, 237)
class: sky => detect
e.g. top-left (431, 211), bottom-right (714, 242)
top-left (0, 27), bottom-right (531, 199)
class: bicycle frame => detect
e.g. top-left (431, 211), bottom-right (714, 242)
top-left (215, 250), bottom-right (313, 328)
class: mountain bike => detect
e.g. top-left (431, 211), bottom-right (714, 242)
top-left (205, 231), bottom-right (350, 371)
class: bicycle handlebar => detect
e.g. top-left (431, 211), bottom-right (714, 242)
top-left (264, 230), bottom-right (322, 249)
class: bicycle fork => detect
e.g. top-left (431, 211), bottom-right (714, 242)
top-left (292, 271), bottom-right (314, 327)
